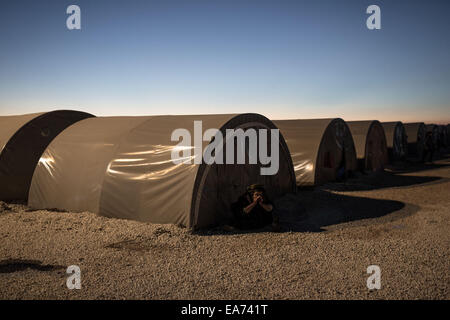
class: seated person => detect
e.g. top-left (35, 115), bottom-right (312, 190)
top-left (230, 184), bottom-right (278, 230)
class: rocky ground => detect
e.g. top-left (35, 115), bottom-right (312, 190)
top-left (0, 157), bottom-right (449, 300)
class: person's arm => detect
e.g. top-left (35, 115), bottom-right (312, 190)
top-left (259, 201), bottom-right (273, 212)
top-left (243, 199), bottom-right (258, 214)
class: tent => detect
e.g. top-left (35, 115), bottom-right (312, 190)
top-left (0, 110), bottom-right (94, 201)
top-left (426, 124), bottom-right (440, 150)
top-left (28, 114), bottom-right (296, 229)
top-left (438, 125), bottom-right (448, 148)
top-left (347, 121), bottom-right (388, 172)
top-left (273, 118), bottom-right (357, 186)
top-left (447, 124), bottom-right (450, 147)
top-left (381, 121), bottom-right (408, 162)
top-left (404, 122), bottom-right (426, 161)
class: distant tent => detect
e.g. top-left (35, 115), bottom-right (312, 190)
top-left (381, 122), bottom-right (408, 162)
top-left (0, 110), bottom-right (94, 201)
top-left (438, 125), bottom-right (448, 148)
top-left (404, 122), bottom-right (426, 161)
top-left (426, 124), bottom-right (440, 150)
top-left (273, 118), bottom-right (357, 186)
top-left (28, 114), bottom-right (296, 229)
top-left (447, 124), bottom-right (450, 147)
top-left (347, 121), bottom-right (388, 172)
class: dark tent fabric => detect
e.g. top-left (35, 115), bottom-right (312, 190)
top-left (381, 121), bottom-right (408, 162)
top-left (438, 125), bottom-right (448, 148)
top-left (426, 124), bottom-right (440, 150)
top-left (28, 114), bottom-right (296, 229)
top-left (273, 118), bottom-right (357, 186)
top-left (404, 122), bottom-right (426, 161)
top-left (447, 124), bottom-right (450, 147)
top-left (0, 110), bottom-right (94, 201)
top-left (347, 121), bottom-right (388, 172)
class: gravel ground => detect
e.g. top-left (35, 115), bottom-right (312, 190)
top-left (0, 157), bottom-right (449, 300)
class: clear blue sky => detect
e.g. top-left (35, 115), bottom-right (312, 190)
top-left (0, 0), bottom-right (449, 123)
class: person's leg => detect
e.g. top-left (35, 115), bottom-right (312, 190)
top-left (233, 214), bottom-right (258, 230)
top-left (271, 211), bottom-right (281, 232)
top-left (254, 210), bottom-right (276, 230)
top-left (224, 208), bottom-right (245, 231)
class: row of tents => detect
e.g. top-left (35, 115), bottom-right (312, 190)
top-left (1, 110), bottom-right (448, 229)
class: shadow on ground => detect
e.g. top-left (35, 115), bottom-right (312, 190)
top-left (0, 259), bottom-right (65, 274)
top-left (275, 191), bottom-right (418, 232)
top-left (391, 152), bottom-right (450, 174)
top-left (387, 161), bottom-right (450, 174)
top-left (198, 190), bottom-right (417, 235)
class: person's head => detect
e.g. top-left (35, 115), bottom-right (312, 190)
top-left (252, 190), bottom-right (263, 201)
top-left (246, 184), bottom-right (266, 201)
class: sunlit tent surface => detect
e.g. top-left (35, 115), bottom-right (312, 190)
top-left (404, 122), bottom-right (426, 161)
top-left (28, 114), bottom-right (296, 229)
top-left (347, 121), bottom-right (388, 172)
top-left (273, 118), bottom-right (357, 186)
top-left (0, 110), bottom-right (94, 201)
top-left (381, 121), bottom-right (408, 162)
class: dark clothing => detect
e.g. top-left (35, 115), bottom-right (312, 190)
top-left (231, 194), bottom-right (273, 230)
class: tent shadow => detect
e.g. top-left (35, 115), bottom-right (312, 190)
top-left (275, 190), bottom-right (412, 232)
top-left (387, 161), bottom-right (450, 174)
top-left (198, 191), bottom-right (413, 235)
top-left (321, 171), bottom-right (444, 192)
top-left (280, 190), bottom-right (420, 232)
top-left (0, 259), bottom-right (65, 274)
top-left (393, 153), bottom-right (450, 174)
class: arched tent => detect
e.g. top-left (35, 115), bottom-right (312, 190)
top-left (438, 125), bottom-right (448, 148)
top-left (273, 118), bottom-right (357, 186)
top-left (0, 110), bottom-right (94, 201)
top-left (447, 124), bottom-right (450, 147)
top-left (381, 121), bottom-right (408, 162)
top-left (404, 122), bottom-right (426, 161)
top-left (426, 124), bottom-right (440, 150)
top-left (28, 114), bottom-right (296, 229)
top-left (347, 121), bottom-right (388, 172)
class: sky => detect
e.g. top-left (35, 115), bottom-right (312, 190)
top-left (0, 0), bottom-right (449, 123)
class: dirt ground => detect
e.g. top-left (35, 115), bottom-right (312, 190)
top-left (0, 156), bottom-right (449, 300)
